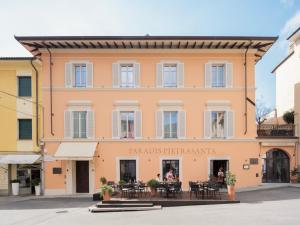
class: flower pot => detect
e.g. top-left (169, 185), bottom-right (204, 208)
top-left (290, 175), bottom-right (298, 184)
top-left (150, 187), bottom-right (156, 197)
top-left (12, 182), bottom-right (19, 196)
top-left (102, 190), bottom-right (111, 201)
top-left (227, 185), bottom-right (236, 201)
top-left (35, 185), bottom-right (41, 196)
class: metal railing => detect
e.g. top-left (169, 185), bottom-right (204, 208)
top-left (257, 124), bottom-right (295, 137)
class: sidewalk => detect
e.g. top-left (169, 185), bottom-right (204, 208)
top-left (236, 183), bottom-right (300, 192)
top-left (0, 193), bottom-right (92, 204)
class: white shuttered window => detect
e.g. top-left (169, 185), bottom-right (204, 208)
top-left (65, 62), bottom-right (93, 88)
top-left (156, 62), bottom-right (184, 88)
top-left (205, 62), bottom-right (233, 88)
top-left (112, 62), bottom-right (140, 88)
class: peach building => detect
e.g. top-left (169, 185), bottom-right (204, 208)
top-left (16, 35), bottom-right (291, 195)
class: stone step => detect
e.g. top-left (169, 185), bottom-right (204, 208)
top-left (96, 202), bottom-right (154, 208)
top-left (89, 205), bottom-right (162, 213)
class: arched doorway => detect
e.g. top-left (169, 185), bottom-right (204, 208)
top-left (263, 149), bottom-right (290, 183)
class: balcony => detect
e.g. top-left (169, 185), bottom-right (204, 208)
top-left (257, 124), bottom-right (296, 138)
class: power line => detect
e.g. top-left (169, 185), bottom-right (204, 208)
top-left (0, 104), bottom-right (36, 117)
top-left (0, 90), bottom-right (38, 105)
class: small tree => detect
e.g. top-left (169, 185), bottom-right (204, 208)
top-left (283, 110), bottom-right (294, 124)
top-left (256, 98), bottom-right (272, 127)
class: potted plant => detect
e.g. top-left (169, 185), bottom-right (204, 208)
top-left (10, 179), bottom-right (20, 196)
top-left (100, 185), bottom-right (113, 201)
top-left (31, 178), bottom-right (41, 196)
top-left (147, 179), bottom-right (159, 197)
top-left (290, 168), bottom-right (298, 183)
top-left (225, 171), bottom-right (236, 201)
top-left (100, 177), bottom-right (107, 185)
top-left (118, 180), bottom-right (126, 187)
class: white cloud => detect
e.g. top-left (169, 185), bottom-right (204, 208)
top-left (280, 10), bottom-right (300, 36)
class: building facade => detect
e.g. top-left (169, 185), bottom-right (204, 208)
top-left (272, 27), bottom-right (300, 116)
top-left (0, 58), bottom-right (42, 195)
top-left (16, 35), bottom-right (284, 195)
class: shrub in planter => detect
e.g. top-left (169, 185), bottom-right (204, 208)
top-left (10, 179), bottom-right (20, 196)
top-left (31, 178), bottom-right (41, 196)
top-left (147, 179), bottom-right (159, 196)
top-left (225, 171), bottom-right (237, 201)
top-left (118, 180), bottom-right (126, 187)
top-left (100, 177), bottom-right (107, 185)
top-left (100, 185), bottom-right (113, 201)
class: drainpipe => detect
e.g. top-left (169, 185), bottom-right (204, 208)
top-left (30, 58), bottom-right (39, 147)
top-left (46, 48), bottom-right (54, 136)
top-left (244, 41), bottom-right (252, 135)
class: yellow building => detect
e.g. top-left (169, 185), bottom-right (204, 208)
top-left (0, 57), bottom-right (43, 195)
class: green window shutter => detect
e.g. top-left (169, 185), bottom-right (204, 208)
top-left (18, 77), bottom-right (32, 97)
top-left (18, 119), bottom-right (32, 140)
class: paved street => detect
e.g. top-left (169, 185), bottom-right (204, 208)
top-left (0, 187), bottom-right (300, 225)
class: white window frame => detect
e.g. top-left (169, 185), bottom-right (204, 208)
top-left (120, 64), bottom-right (135, 88)
top-left (163, 111), bottom-right (178, 139)
top-left (120, 111), bottom-right (135, 139)
top-left (163, 64), bottom-right (177, 88)
top-left (211, 111), bottom-right (226, 139)
top-left (72, 111), bottom-right (87, 138)
top-left (73, 63), bottom-right (87, 88)
top-left (211, 64), bottom-right (225, 88)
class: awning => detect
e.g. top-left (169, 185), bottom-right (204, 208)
top-left (0, 154), bottom-right (40, 164)
top-left (54, 142), bottom-right (98, 160)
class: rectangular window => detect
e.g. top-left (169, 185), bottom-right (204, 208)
top-left (18, 119), bottom-right (32, 140)
top-left (163, 64), bottom-right (177, 87)
top-left (212, 64), bottom-right (225, 88)
top-left (164, 111), bottom-right (178, 138)
top-left (73, 111), bottom-right (87, 138)
top-left (120, 111), bottom-right (134, 138)
top-left (18, 77), bottom-right (31, 97)
top-left (74, 64), bottom-right (87, 87)
top-left (120, 160), bottom-right (136, 182)
top-left (120, 64), bottom-right (134, 87)
top-left (162, 160), bottom-right (179, 180)
top-left (211, 111), bottom-right (225, 138)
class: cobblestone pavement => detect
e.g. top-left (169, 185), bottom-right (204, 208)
top-left (0, 187), bottom-right (299, 225)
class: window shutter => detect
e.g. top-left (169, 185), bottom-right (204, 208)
top-left (225, 111), bottom-right (234, 138)
top-left (225, 63), bottom-right (233, 88)
top-left (112, 63), bottom-right (120, 88)
top-left (86, 62), bottom-right (93, 88)
top-left (177, 63), bottom-right (184, 88)
top-left (205, 63), bottom-right (212, 88)
top-left (65, 63), bottom-right (73, 88)
top-left (134, 110), bottom-right (142, 139)
top-left (178, 110), bottom-right (186, 139)
top-left (64, 110), bottom-right (73, 138)
top-left (112, 110), bottom-right (119, 138)
top-left (156, 63), bottom-right (163, 88)
top-left (204, 111), bottom-right (211, 139)
top-left (156, 111), bottom-right (163, 138)
top-left (134, 63), bottom-right (140, 88)
top-left (86, 111), bottom-right (95, 138)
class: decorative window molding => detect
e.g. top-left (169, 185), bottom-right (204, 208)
top-left (65, 61), bottom-right (93, 88)
top-left (205, 100), bottom-right (231, 110)
top-left (205, 61), bottom-right (233, 88)
top-left (156, 61), bottom-right (184, 88)
top-left (112, 61), bottom-right (140, 88)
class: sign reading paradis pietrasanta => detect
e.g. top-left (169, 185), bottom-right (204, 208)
top-left (129, 147), bottom-right (216, 155)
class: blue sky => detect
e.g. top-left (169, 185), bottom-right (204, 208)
top-left (1, 0), bottom-right (299, 108)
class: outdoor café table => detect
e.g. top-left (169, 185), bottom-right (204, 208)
top-left (160, 182), bottom-right (177, 198)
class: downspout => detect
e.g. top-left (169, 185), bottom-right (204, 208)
top-left (46, 48), bottom-right (54, 136)
top-left (30, 58), bottom-right (39, 147)
top-left (244, 41), bottom-right (252, 135)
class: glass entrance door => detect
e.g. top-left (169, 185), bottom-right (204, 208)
top-left (162, 160), bottom-right (180, 180)
top-left (120, 160), bottom-right (136, 182)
